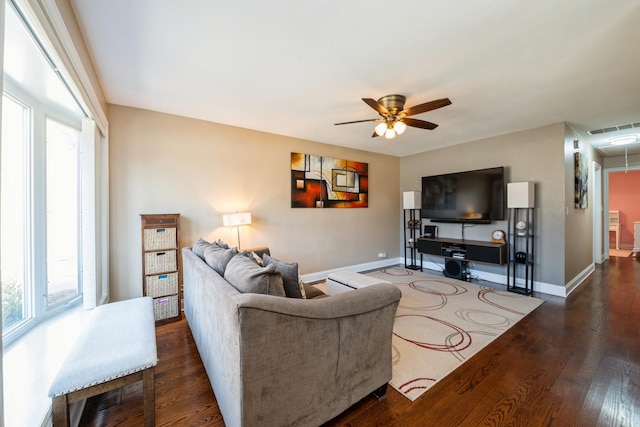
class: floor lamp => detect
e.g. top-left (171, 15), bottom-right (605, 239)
top-left (222, 212), bottom-right (252, 250)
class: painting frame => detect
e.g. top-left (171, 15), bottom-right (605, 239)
top-left (290, 152), bottom-right (368, 208)
top-left (574, 152), bottom-right (588, 209)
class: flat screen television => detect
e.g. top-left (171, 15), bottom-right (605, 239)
top-left (421, 166), bottom-right (505, 223)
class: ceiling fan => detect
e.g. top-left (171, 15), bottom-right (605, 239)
top-left (334, 94), bottom-right (452, 139)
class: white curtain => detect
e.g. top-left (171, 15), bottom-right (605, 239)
top-left (81, 118), bottom-right (109, 309)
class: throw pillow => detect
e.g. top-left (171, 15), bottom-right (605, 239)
top-left (192, 238), bottom-right (211, 259)
top-left (251, 251), bottom-right (264, 266)
top-left (203, 244), bottom-right (238, 276)
top-left (236, 250), bottom-right (261, 265)
top-left (224, 253), bottom-right (285, 296)
top-left (215, 239), bottom-right (230, 249)
top-left (263, 254), bottom-right (305, 299)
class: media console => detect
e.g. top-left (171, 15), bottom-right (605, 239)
top-left (417, 237), bottom-right (506, 281)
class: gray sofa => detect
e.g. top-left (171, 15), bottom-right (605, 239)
top-left (182, 246), bottom-right (401, 427)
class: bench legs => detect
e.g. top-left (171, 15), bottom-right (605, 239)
top-left (52, 367), bottom-right (155, 427)
top-left (143, 367), bottom-right (156, 426)
top-left (52, 394), bottom-right (70, 426)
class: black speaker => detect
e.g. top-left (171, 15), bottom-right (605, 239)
top-left (444, 259), bottom-right (464, 279)
top-left (515, 252), bottom-right (527, 263)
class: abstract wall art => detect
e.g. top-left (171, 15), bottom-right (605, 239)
top-left (291, 152), bottom-right (368, 208)
top-left (574, 152), bottom-right (588, 209)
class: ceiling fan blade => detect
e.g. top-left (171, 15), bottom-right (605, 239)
top-left (362, 98), bottom-right (390, 117)
top-left (403, 117), bottom-right (438, 130)
top-left (334, 118), bottom-right (381, 125)
top-left (401, 98), bottom-right (452, 117)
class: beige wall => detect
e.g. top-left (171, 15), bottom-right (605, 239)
top-left (109, 104), bottom-right (400, 301)
top-left (563, 125), bottom-right (601, 284)
top-left (400, 123), bottom-right (568, 290)
top-left (110, 106), bottom-right (602, 298)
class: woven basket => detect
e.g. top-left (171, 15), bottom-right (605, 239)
top-left (144, 227), bottom-right (177, 251)
top-left (146, 272), bottom-right (179, 298)
top-left (153, 295), bottom-right (179, 320)
top-left (144, 250), bottom-right (177, 275)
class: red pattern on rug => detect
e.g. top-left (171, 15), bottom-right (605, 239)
top-left (369, 267), bottom-right (544, 401)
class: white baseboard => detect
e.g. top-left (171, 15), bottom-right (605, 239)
top-left (303, 256), bottom-right (580, 298)
top-left (422, 262), bottom-right (580, 298)
top-left (564, 263), bottom-right (595, 297)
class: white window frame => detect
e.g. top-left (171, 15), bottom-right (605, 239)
top-left (2, 79), bottom-right (83, 345)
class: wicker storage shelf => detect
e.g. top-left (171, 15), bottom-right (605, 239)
top-left (144, 250), bottom-right (177, 275)
top-left (153, 295), bottom-right (179, 321)
top-left (143, 227), bottom-right (177, 251)
top-left (141, 213), bottom-right (181, 325)
top-left (145, 272), bottom-right (179, 298)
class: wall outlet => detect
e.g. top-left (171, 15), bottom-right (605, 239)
top-left (378, 252), bottom-right (387, 258)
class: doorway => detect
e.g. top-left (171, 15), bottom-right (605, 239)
top-left (604, 166), bottom-right (640, 259)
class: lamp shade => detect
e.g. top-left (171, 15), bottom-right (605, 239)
top-left (384, 127), bottom-right (396, 139)
top-left (393, 121), bottom-right (407, 135)
top-left (507, 182), bottom-right (535, 208)
top-left (222, 212), bottom-right (252, 226)
top-left (374, 122), bottom-right (387, 136)
top-left (403, 191), bottom-right (421, 209)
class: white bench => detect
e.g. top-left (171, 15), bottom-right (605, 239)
top-left (326, 270), bottom-right (392, 294)
top-left (48, 297), bottom-right (158, 427)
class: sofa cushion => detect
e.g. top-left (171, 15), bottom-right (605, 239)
top-left (224, 253), bottom-right (285, 297)
top-left (263, 254), bottom-right (304, 299)
top-left (215, 238), bottom-right (230, 249)
top-left (204, 244), bottom-right (238, 276)
top-left (193, 238), bottom-right (232, 260)
top-left (192, 238), bottom-right (211, 259)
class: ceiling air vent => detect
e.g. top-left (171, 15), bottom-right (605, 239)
top-left (588, 121), bottom-right (640, 135)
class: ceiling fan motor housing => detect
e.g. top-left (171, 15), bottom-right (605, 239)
top-left (377, 94), bottom-right (406, 115)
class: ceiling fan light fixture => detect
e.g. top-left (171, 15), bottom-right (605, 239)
top-left (384, 126), bottom-right (396, 139)
top-left (393, 121), bottom-right (407, 135)
top-left (335, 95), bottom-right (451, 140)
top-left (374, 122), bottom-right (387, 136)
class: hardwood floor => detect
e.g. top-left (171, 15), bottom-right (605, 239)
top-left (80, 256), bottom-right (640, 426)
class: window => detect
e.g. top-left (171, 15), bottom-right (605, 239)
top-left (2, 1), bottom-right (84, 342)
top-left (46, 118), bottom-right (80, 306)
top-left (1, 90), bottom-right (83, 338)
top-left (0, 94), bottom-right (29, 331)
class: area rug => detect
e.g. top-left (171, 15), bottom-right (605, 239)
top-left (609, 248), bottom-right (632, 257)
top-left (365, 267), bottom-right (544, 401)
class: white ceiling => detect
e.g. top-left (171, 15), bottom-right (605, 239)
top-left (69, 0), bottom-right (640, 158)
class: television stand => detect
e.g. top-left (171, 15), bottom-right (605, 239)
top-left (416, 237), bottom-right (506, 281)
